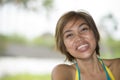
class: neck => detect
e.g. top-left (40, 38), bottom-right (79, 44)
top-left (76, 54), bottom-right (102, 74)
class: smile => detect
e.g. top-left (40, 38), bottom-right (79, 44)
top-left (77, 44), bottom-right (88, 50)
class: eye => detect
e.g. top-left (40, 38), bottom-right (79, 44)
top-left (79, 24), bottom-right (90, 33)
top-left (81, 27), bottom-right (89, 32)
top-left (65, 33), bottom-right (73, 38)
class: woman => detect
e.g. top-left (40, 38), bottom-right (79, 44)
top-left (52, 10), bottom-right (120, 80)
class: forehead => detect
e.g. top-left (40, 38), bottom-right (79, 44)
top-left (63, 18), bottom-right (87, 31)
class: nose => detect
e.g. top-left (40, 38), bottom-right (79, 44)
top-left (74, 34), bottom-right (83, 43)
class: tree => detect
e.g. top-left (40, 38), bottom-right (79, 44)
top-left (0, 0), bottom-right (54, 16)
top-left (100, 13), bottom-right (118, 39)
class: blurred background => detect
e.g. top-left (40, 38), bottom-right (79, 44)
top-left (0, 0), bottom-right (120, 80)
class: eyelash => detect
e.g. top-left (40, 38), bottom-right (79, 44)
top-left (82, 27), bottom-right (88, 31)
top-left (66, 34), bottom-right (73, 38)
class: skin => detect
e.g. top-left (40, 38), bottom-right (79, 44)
top-left (52, 19), bottom-right (120, 80)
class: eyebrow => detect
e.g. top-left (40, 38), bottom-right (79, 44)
top-left (63, 22), bottom-right (88, 35)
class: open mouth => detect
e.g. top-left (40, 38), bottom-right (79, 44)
top-left (77, 44), bottom-right (89, 51)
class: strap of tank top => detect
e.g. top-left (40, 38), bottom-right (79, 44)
top-left (75, 68), bottom-right (79, 80)
top-left (105, 66), bottom-right (115, 80)
top-left (75, 58), bottom-right (114, 80)
top-left (98, 58), bottom-right (111, 80)
top-left (76, 63), bottom-right (80, 80)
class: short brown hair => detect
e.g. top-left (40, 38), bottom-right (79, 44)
top-left (55, 11), bottom-right (100, 62)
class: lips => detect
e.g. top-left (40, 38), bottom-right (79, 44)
top-left (77, 44), bottom-right (89, 52)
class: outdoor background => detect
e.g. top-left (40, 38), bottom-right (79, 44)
top-left (0, 0), bottom-right (120, 80)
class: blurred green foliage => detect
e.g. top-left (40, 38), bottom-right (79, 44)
top-left (42, 0), bottom-right (54, 10)
top-left (100, 37), bottom-right (120, 59)
top-left (105, 37), bottom-right (120, 58)
top-left (32, 32), bottom-right (55, 48)
top-left (0, 34), bottom-right (7, 54)
top-left (0, 33), bottom-right (28, 55)
top-left (0, 32), bottom-right (55, 46)
top-left (6, 34), bottom-right (28, 44)
top-left (0, 0), bottom-right (54, 14)
top-left (0, 74), bottom-right (51, 80)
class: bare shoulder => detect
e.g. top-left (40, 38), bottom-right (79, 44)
top-left (51, 64), bottom-right (75, 80)
top-left (103, 58), bottom-right (120, 67)
top-left (103, 58), bottom-right (120, 79)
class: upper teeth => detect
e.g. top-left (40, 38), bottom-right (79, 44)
top-left (77, 44), bottom-right (88, 50)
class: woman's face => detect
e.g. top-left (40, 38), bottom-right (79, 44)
top-left (63, 19), bottom-right (96, 59)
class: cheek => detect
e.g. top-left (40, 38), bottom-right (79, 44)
top-left (88, 31), bottom-right (96, 41)
top-left (88, 33), bottom-right (97, 47)
top-left (89, 35), bottom-right (95, 42)
top-left (64, 40), bottom-right (73, 50)
top-left (91, 34), bottom-right (96, 43)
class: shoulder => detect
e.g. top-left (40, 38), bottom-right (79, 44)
top-left (51, 64), bottom-right (75, 80)
top-left (103, 58), bottom-right (120, 78)
top-left (103, 58), bottom-right (120, 68)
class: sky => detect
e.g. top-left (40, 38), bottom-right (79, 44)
top-left (0, 0), bottom-right (120, 40)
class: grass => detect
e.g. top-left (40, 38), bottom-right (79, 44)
top-left (0, 74), bottom-right (51, 80)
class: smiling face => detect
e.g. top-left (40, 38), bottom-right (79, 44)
top-left (63, 18), bottom-right (97, 59)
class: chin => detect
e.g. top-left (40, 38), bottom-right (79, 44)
top-left (78, 52), bottom-right (94, 59)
